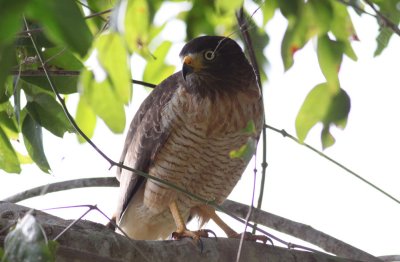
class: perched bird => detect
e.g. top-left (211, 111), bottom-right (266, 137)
top-left (114, 36), bottom-right (264, 240)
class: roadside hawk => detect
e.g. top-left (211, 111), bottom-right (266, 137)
top-left (115, 36), bottom-right (264, 240)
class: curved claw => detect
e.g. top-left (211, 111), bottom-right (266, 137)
top-left (199, 229), bottom-right (217, 240)
top-left (232, 232), bottom-right (272, 244)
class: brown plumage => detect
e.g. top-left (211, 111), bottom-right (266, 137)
top-left (115, 36), bottom-right (263, 240)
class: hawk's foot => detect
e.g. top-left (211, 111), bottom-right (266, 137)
top-left (171, 229), bottom-right (216, 241)
top-left (229, 232), bottom-right (270, 244)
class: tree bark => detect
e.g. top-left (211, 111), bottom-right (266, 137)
top-left (0, 202), bottom-right (367, 262)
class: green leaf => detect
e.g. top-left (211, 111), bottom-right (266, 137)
top-left (4, 214), bottom-right (56, 262)
top-left (215, 0), bottom-right (243, 14)
top-left (242, 120), bottom-right (256, 134)
top-left (278, 0), bottom-right (301, 18)
top-left (0, 126), bottom-right (21, 173)
top-left (185, 1), bottom-right (216, 39)
top-left (281, 0), bottom-right (334, 70)
top-left (21, 75), bottom-right (78, 94)
top-left (22, 113), bottom-right (50, 173)
top-left (295, 83), bottom-right (351, 147)
top-left (0, 43), bottom-right (17, 103)
top-left (373, 0), bottom-right (400, 56)
top-left (0, 111), bottom-right (19, 139)
top-left (0, 1), bottom-right (29, 45)
top-left (80, 69), bottom-right (125, 133)
top-left (96, 33), bottom-right (131, 104)
top-left (143, 41), bottom-right (175, 85)
top-left (75, 97), bottom-right (97, 143)
top-left (42, 47), bottom-right (84, 71)
top-left (256, 0), bottom-right (278, 25)
top-left (330, 1), bottom-right (358, 61)
top-left (17, 152), bottom-right (33, 164)
top-left (25, 93), bottom-right (73, 137)
top-left (321, 126), bottom-right (335, 149)
top-left (230, 137), bottom-right (257, 162)
top-left (317, 35), bottom-right (343, 91)
top-left (26, 0), bottom-right (93, 57)
top-left (122, 0), bottom-right (150, 52)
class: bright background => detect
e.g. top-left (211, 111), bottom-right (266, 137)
top-left (1, 4), bottom-right (399, 258)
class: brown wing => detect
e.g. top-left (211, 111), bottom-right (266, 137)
top-left (115, 72), bottom-right (181, 222)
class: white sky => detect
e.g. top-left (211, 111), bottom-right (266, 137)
top-left (1, 3), bottom-right (400, 258)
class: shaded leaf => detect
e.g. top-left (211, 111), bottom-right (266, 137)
top-left (25, 93), bottom-right (73, 137)
top-left (21, 75), bottom-right (78, 94)
top-left (215, 0), bottom-right (243, 14)
top-left (373, 0), bottom-right (400, 56)
top-left (278, 0), bottom-right (301, 18)
top-left (185, 1), bottom-right (216, 39)
top-left (0, 111), bottom-right (19, 139)
top-left (143, 41), bottom-right (175, 85)
top-left (75, 97), bottom-right (97, 143)
top-left (296, 83), bottom-right (351, 147)
top-left (4, 214), bottom-right (56, 262)
top-left (22, 113), bottom-right (50, 173)
top-left (0, 43), bottom-right (17, 103)
top-left (0, 0), bottom-right (29, 44)
top-left (0, 126), bottom-right (21, 173)
top-left (26, 0), bottom-right (93, 57)
top-left (42, 47), bottom-right (84, 71)
top-left (79, 69), bottom-right (125, 133)
top-left (96, 33), bottom-right (131, 104)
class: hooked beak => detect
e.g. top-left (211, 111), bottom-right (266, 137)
top-left (182, 64), bottom-right (194, 81)
top-left (182, 55), bottom-right (195, 81)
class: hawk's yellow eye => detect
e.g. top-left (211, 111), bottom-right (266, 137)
top-left (203, 50), bottom-right (216, 61)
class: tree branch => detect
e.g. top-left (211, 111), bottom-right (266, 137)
top-left (2, 177), bottom-right (382, 262)
top-left (222, 200), bottom-right (381, 262)
top-left (0, 202), bottom-right (368, 262)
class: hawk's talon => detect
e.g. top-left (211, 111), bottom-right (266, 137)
top-left (171, 229), bottom-right (209, 241)
top-left (231, 232), bottom-right (271, 244)
top-left (200, 229), bottom-right (217, 240)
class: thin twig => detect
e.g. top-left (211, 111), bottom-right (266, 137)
top-left (266, 124), bottom-right (400, 205)
top-left (84, 9), bottom-right (112, 20)
top-left (9, 69), bottom-right (156, 88)
top-left (336, 0), bottom-right (376, 17)
top-left (363, 0), bottom-right (400, 36)
top-left (235, 7), bottom-right (268, 239)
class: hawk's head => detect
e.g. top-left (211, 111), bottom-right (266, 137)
top-left (179, 36), bottom-right (253, 96)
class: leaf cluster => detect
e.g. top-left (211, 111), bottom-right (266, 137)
top-left (0, 0), bottom-right (398, 173)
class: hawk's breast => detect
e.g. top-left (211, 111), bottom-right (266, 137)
top-left (143, 84), bottom-right (263, 214)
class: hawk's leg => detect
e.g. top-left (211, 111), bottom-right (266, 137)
top-left (200, 205), bottom-right (269, 244)
top-left (169, 201), bottom-right (209, 240)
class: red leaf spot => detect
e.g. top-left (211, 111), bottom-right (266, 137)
top-left (351, 33), bottom-right (359, 41)
top-left (290, 45), bottom-right (299, 55)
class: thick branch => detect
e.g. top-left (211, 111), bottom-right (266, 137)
top-left (0, 202), bottom-right (364, 262)
top-left (222, 200), bottom-right (381, 262)
top-left (2, 177), bottom-right (381, 261)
